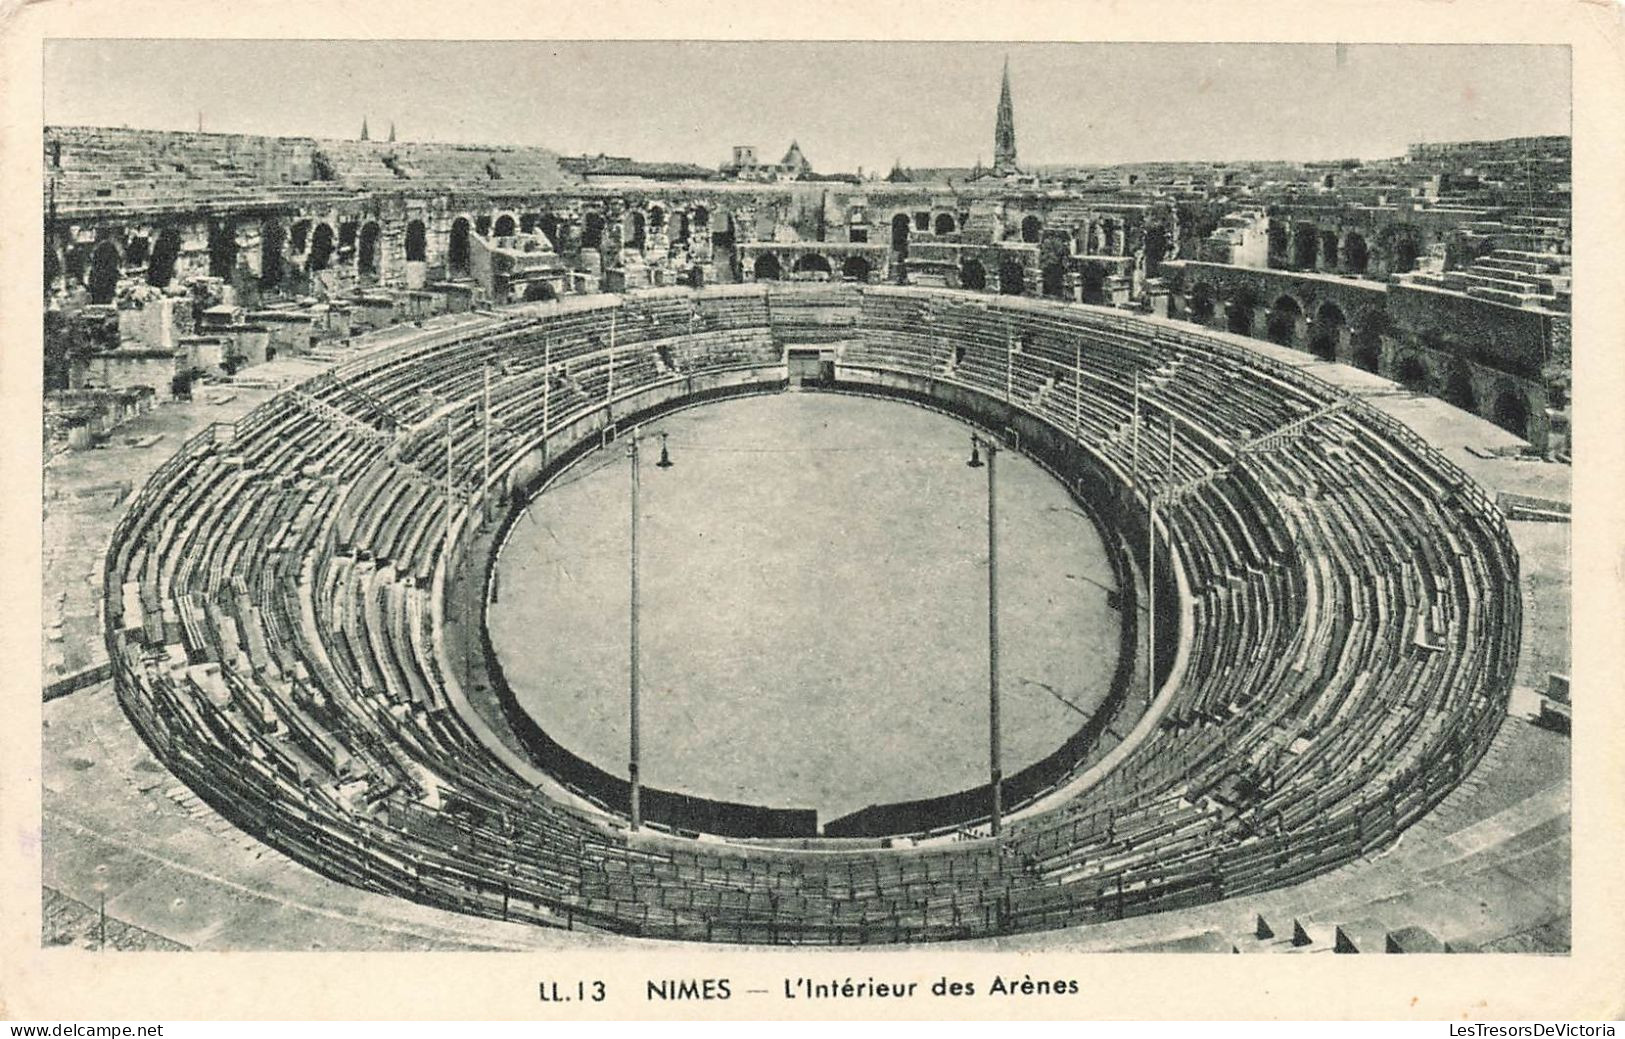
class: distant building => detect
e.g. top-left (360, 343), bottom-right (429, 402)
top-left (993, 58), bottom-right (1019, 175)
top-left (721, 140), bottom-right (815, 182)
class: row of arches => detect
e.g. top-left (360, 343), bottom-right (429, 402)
top-left (1182, 279), bottom-right (1536, 439)
top-left (60, 203), bottom-right (726, 303)
top-left (396, 204), bottom-right (713, 277)
top-left (1184, 282), bottom-right (1385, 368)
top-left (56, 212), bottom-right (396, 304)
top-left (958, 258), bottom-right (1027, 295)
top-left (751, 253), bottom-right (872, 282)
top-left (65, 229), bottom-right (186, 304)
top-left (1267, 221), bottom-right (1413, 276)
top-left (886, 212), bottom-right (1045, 252)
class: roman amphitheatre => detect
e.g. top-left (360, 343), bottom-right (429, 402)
top-left (42, 52), bottom-right (1571, 953)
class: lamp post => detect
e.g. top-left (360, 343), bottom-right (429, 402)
top-left (627, 427), bottom-right (641, 831)
top-left (967, 433), bottom-right (1002, 837)
top-left (1146, 490), bottom-right (1158, 710)
top-left (627, 426), bottom-right (674, 833)
top-left (481, 361), bottom-right (491, 526)
top-left (443, 408), bottom-right (454, 564)
top-left (1131, 369), bottom-right (1142, 491)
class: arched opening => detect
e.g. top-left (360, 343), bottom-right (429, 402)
top-left (692, 205), bottom-right (709, 230)
top-left (44, 244), bottom-right (62, 294)
top-left (1444, 363), bottom-right (1477, 413)
top-left (290, 220), bottom-right (311, 256)
top-left (538, 214), bottom-right (561, 251)
top-left (449, 217), bottom-right (472, 276)
top-left (960, 259), bottom-right (986, 291)
top-left (581, 211), bottom-right (605, 251)
top-left (1491, 385), bottom-right (1530, 439)
top-left (1226, 288), bottom-right (1260, 336)
top-left (88, 240), bottom-right (121, 303)
top-left (1267, 222), bottom-right (1289, 266)
top-left (523, 281), bottom-right (558, 303)
top-left (1319, 230), bottom-right (1340, 270)
top-left (358, 222), bottom-right (381, 277)
top-left (405, 219), bottom-right (427, 262)
top-left (493, 213), bottom-right (516, 238)
top-left (629, 211), bottom-right (647, 251)
top-left (1021, 215), bottom-right (1042, 243)
top-left (1080, 265), bottom-right (1105, 304)
top-left (753, 253), bottom-right (782, 281)
top-left (146, 227), bottom-right (182, 288)
top-left (792, 253), bottom-right (832, 279)
top-left (648, 205), bottom-right (666, 232)
top-left (891, 213), bottom-right (911, 252)
top-left (1395, 355), bottom-right (1430, 391)
top-left (475, 214), bottom-right (492, 237)
top-left (1351, 342), bottom-right (1381, 373)
top-left (1392, 235), bottom-right (1420, 273)
top-left (933, 212), bottom-right (956, 235)
top-left (1266, 295), bottom-right (1303, 347)
top-left (260, 220), bottom-right (286, 289)
top-left (1041, 262), bottom-right (1065, 298)
top-left (1344, 233), bottom-right (1369, 274)
top-left (1098, 220), bottom-right (1119, 255)
top-left (914, 212), bottom-right (931, 232)
top-left (338, 221), bottom-right (358, 252)
top-left (207, 222), bottom-right (236, 279)
top-left (1143, 226), bottom-right (1171, 275)
top-left (841, 255), bottom-right (872, 282)
top-left (998, 259), bottom-right (1026, 296)
top-left (1310, 302), bottom-right (1345, 360)
top-left (65, 245), bottom-right (89, 286)
top-left (1291, 223), bottom-right (1318, 269)
top-left (125, 235), bottom-right (150, 269)
top-left (1188, 282), bottom-right (1217, 324)
top-left (1350, 308), bottom-right (1390, 374)
top-left (674, 212), bottom-right (690, 244)
top-left (307, 222), bottom-right (335, 271)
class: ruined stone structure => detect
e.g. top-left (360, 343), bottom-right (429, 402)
top-left (42, 118), bottom-right (1570, 453)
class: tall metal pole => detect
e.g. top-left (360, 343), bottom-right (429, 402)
top-left (608, 306), bottom-right (617, 410)
top-left (1074, 341), bottom-right (1082, 440)
top-left (985, 438), bottom-right (1002, 838)
top-left (1167, 413), bottom-right (1175, 479)
top-left (443, 412), bottom-right (453, 563)
top-left (628, 429), bottom-right (642, 831)
top-left (542, 336), bottom-right (551, 464)
top-left (482, 362), bottom-right (491, 524)
top-left (1131, 371), bottom-right (1142, 494)
top-left (1005, 323), bottom-right (1014, 403)
top-left (1147, 494), bottom-right (1157, 709)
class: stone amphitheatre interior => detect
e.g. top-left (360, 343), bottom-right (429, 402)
top-left (41, 46), bottom-right (1572, 954)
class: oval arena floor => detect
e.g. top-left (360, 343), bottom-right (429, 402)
top-left (489, 393), bottom-right (1123, 822)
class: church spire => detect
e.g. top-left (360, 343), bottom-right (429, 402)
top-left (388, 120), bottom-right (396, 143)
top-left (994, 57), bottom-right (1018, 174)
top-left (360, 116), bottom-right (370, 141)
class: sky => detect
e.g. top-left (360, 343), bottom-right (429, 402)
top-left (43, 41), bottom-right (1571, 172)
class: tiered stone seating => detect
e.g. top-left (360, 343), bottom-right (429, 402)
top-left (44, 126), bottom-right (582, 213)
top-left (106, 285), bottom-right (1518, 944)
top-left (312, 139), bottom-right (580, 195)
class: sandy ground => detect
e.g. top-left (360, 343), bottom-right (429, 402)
top-left (489, 393), bottom-right (1123, 820)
